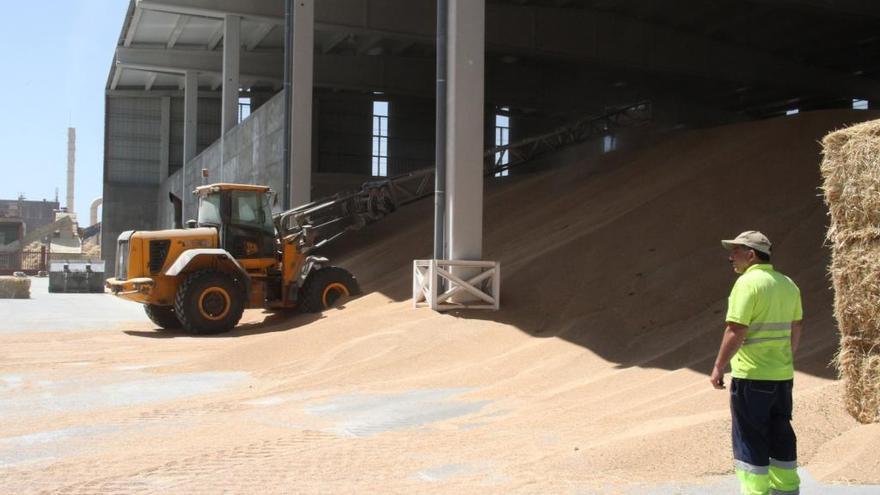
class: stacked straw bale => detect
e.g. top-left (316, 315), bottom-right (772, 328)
top-left (821, 119), bottom-right (880, 424)
top-left (0, 276), bottom-right (31, 299)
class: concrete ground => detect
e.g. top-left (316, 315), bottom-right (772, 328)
top-left (2, 277), bottom-right (148, 333)
top-left (1, 278), bottom-right (878, 493)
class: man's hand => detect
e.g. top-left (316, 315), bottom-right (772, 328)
top-left (710, 365), bottom-right (726, 389)
top-left (711, 322), bottom-right (747, 390)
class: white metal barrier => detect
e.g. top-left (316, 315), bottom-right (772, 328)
top-left (412, 259), bottom-right (500, 311)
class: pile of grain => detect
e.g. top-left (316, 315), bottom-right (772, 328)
top-left (821, 119), bottom-right (880, 424)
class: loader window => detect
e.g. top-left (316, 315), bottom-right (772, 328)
top-left (223, 190), bottom-right (276, 259)
top-left (230, 191), bottom-right (274, 236)
top-left (198, 194), bottom-right (222, 226)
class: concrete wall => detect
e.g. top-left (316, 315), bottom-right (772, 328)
top-left (156, 89), bottom-right (440, 230)
top-left (158, 90), bottom-right (285, 227)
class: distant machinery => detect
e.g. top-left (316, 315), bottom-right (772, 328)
top-left (90, 198), bottom-right (103, 227)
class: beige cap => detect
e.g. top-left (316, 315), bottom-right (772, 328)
top-left (721, 230), bottom-right (772, 256)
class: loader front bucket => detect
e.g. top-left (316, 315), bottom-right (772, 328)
top-left (48, 261), bottom-right (106, 293)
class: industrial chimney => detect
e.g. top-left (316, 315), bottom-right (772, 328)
top-left (67, 127), bottom-right (75, 215)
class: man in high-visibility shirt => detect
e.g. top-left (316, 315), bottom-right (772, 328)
top-left (712, 231), bottom-right (804, 495)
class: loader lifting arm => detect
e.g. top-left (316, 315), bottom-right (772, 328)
top-left (274, 168), bottom-right (435, 253)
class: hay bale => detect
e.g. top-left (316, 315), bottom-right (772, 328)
top-left (0, 276), bottom-right (31, 299)
top-left (821, 118), bottom-right (880, 424)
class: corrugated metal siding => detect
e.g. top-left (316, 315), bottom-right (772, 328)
top-left (106, 98), bottom-right (161, 184)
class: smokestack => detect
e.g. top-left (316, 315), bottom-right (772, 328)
top-left (67, 127), bottom-right (76, 214)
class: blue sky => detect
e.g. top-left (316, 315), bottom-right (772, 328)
top-left (0, 0), bottom-right (129, 222)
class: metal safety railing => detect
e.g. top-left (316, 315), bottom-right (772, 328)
top-left (0, 249), bottom-right (48, 275)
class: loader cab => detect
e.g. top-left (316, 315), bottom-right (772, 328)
top-left (195, 184), bottom-right (276, 259)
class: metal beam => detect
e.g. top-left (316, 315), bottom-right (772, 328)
top-left (222, 14), bottom-right (241, 135)
top-left (246, 22), bottom-right (275, 51)
top-left (207, 23), bottom-right (224, 50)
top-left (117, 46), bottom-right (281, 81)
top-left (137, 0), bottom-right (281, 24)
top-left (289, 0), bottom-right (314, 206)
top-left (298, 1), bottom-right (880, 101)
top-left (446, 0), bottom-right (486, 265)
top-left (391, 40), bottom-right (415, 56)
top-left (356, 34), bottom-right (384, 55)
top-left (182, 70), bottom-right (198, 166)
top-left (110, 67), bottom-right (123, 90)
top-left (145, 72), bottom-right (158, 90)
top-left (159, 96), bottom-right (171, 182)
top-left (166, 14), bottom-right (189, 48)
top-left (745, 0), bottom-right (880, 18)
top-left (106, 89), bottom-right (221, 98)
top-left (123, 7), bottom-right (143, 47)
top-left (129, 0), bottom-right (880, 99)
top-left (116, 47), bottom-right (436, 95)
top-left (321, 32), bottom-right (348, 54)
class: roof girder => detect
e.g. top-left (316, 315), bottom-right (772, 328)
top-left (115, 47), bottom-right (436, 95)
top-left (124, 0), bottom-right (880, 100)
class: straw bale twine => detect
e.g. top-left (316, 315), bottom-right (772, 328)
top-left (821, 119), bottom-right (880, 423)
top-left (0, 276), bottom-right (31, 299)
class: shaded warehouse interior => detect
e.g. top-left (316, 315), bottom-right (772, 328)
top-left (103, 0), bottom-right (880, 271)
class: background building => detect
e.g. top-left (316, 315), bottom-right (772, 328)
top-left (0, 198), bottom-right (60, 236)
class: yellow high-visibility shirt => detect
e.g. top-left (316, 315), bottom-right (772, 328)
top-left (725, 264), bottom-right (803, 381)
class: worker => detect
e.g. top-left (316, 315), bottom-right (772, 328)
top-left (711, 231), bottom-right (803, 495)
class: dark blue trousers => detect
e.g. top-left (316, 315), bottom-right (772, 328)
top-left (731, 378), bottom-right (797, 468)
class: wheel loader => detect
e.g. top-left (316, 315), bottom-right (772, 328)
top-left (106, 171), bottom-right (434, 334)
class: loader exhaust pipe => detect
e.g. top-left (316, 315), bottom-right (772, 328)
top-left (169, 192), bottom-right (183, 229)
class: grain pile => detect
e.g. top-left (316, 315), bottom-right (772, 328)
top-left (0, 275), bottom-right (30, 298)
top-left (80, 236), bottom-right (101, 258)
top-left (821, 119), bottom-right (880, 424)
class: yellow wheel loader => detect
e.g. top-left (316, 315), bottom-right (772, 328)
top-left (106, 171), bottom-right (434, 335)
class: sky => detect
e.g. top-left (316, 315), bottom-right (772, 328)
top-left (0, 0), bottom-right (130, 222)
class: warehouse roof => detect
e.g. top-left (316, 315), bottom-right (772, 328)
top-left (107, 0), bottom-right (880, 118)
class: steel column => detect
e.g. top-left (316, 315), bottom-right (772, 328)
top-left (159, 96), bottom-right (171, 183)
top-left (288, 0), bottom-right (314, 207)
top-left (445, 0), bottom-right (485, 264)
top-left (434, 0), bottom-right (448, 260)
top-left (221, 14), bottom-right (241, 180)
top-left (183, 70), bottom-right (198, 216)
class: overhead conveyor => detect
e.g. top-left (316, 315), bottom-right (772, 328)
top-left (279, 100), bottom-right (654, 254)
top-left (485, 100), bottom-right (653, 176)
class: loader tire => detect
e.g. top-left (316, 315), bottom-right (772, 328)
top-left (174, 270), bottom-right (244, 335)
top-left (299, 267), bottom-right (360, 313)
top-left (144, 304), bottom-right (181, 330)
